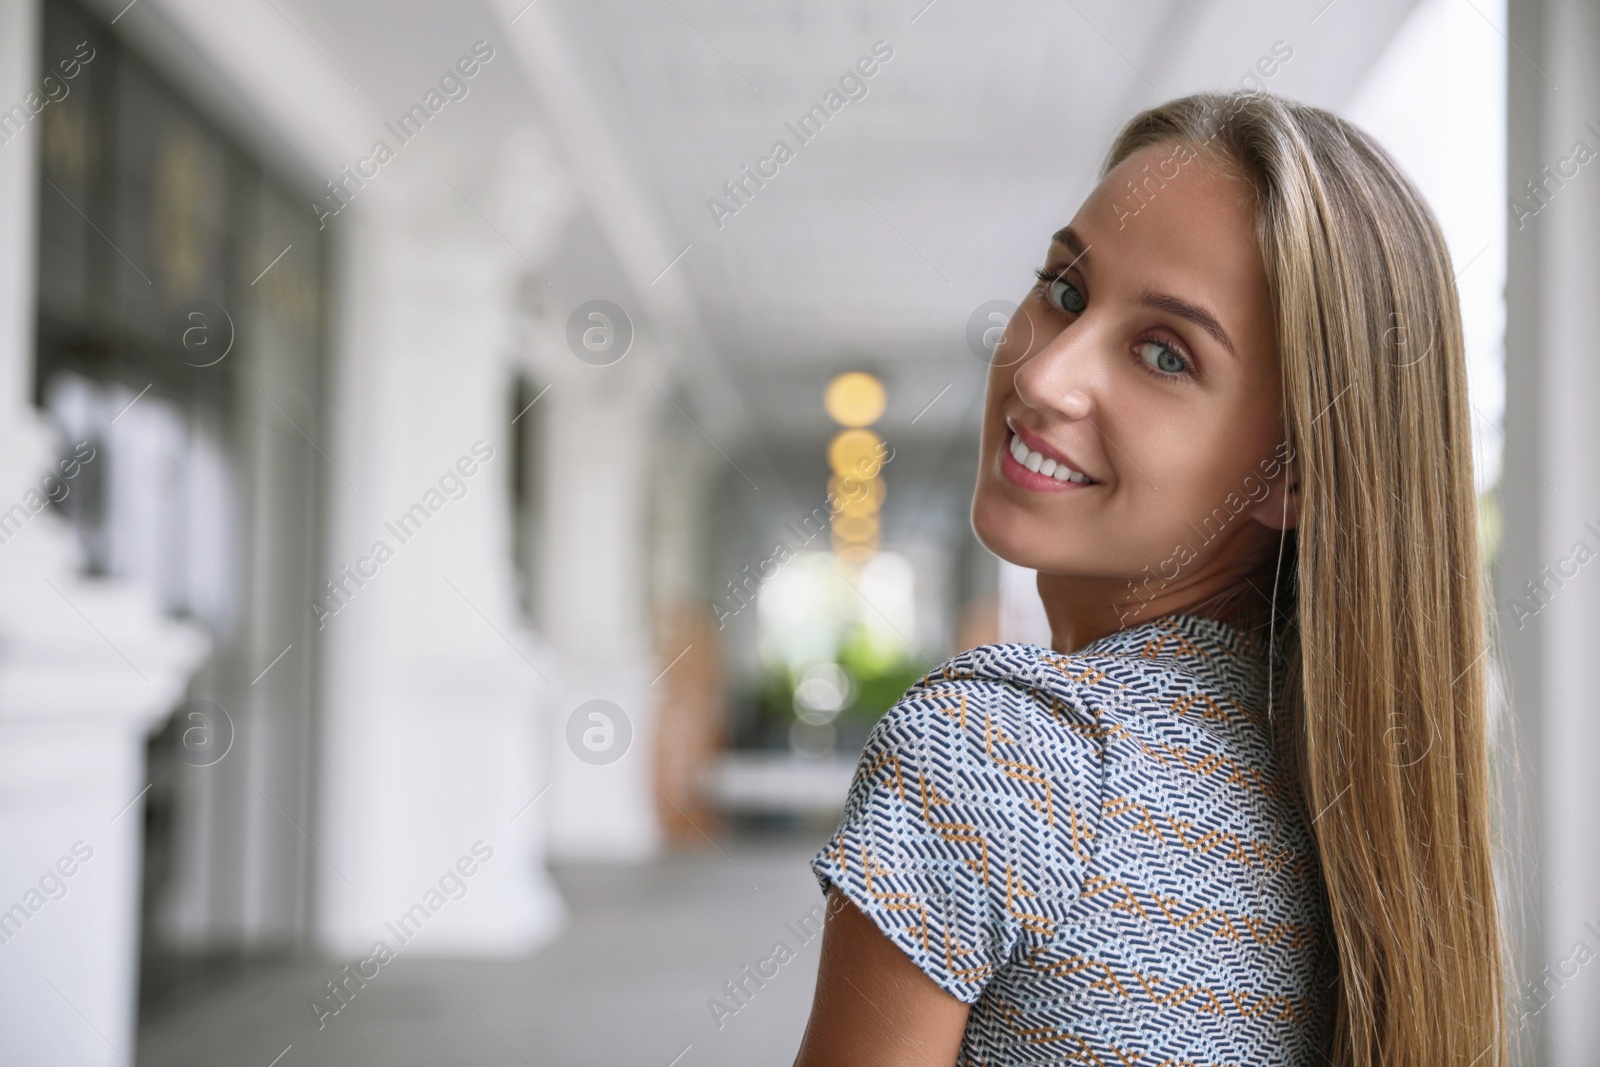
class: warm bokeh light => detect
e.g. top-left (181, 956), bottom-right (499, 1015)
top-left (827, 427), bottom-right (885, 562)
top-left (828, 473), bottom-right (885, 508)
top-left (827, 428), bottom-right (883, 476)
top-left (823, 371), bottom-right (887, 428)
top-left (831, 515), bottom-right (878, 542)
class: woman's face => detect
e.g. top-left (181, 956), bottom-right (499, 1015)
top-left (971, 141), bottom-right (1292, 610)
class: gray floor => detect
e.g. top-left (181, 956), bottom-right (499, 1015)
top-left (137, 837), bottom-right (830, 1067)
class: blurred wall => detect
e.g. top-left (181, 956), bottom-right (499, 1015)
top-left (1503, 0), bottom-right (1600, 1060)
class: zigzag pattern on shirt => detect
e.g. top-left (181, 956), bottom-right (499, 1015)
top-left (986, 997), bottom-right (1121, 1059)
top-left (1136, 621), bottom-right (1208, 661)
top-left (984, 713), bottom-right (1054, 825)
top-left (858, 838), bottom-right (998, 984)
top-left (930, 690), bottom-right (971, 731)
top-left (925, 687), bottom-right (1077, 834)
top-left (986, 990), bottom-right (1298, 1066)
top-left (1005, 863), bottom-right (1056, 938)
top-left (858, 842), bottom-right (932, 952)
top-left (1024, 948), bottom-right (1131, 999)
top-left (918, 770), bottom-right (991, 887)
top-left (1081, 874), bottom-right (1316, 951)
top-left (1136, 737), bottom-right (1294, 803)
top-left (1042, 696), bottom-right (1130, 743)
top-left (859, 749), bottom-right (908, 801)
top-left (1038, 653), bottom-right (1115, 688)
top-left (1170, 689), bottom-right (1257, 726)
top-left (1018, 946), bottom-right (1314, 1026)
top-left (919, 662), bottom-right (981, 688)
top-left (1133, 970), bottom-right (1310, 1025)
top-left (1101, 796), bottom-right (1313, 878)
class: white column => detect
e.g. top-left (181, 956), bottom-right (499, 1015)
top-left (0, 4), bottom-right (208, 1065)
top-left (1502, 0), bottom-right (1600, 1061)
top-left (313, 166), bottom-right (567, 956)
top-left (531, 322), bottom-right (662, 860)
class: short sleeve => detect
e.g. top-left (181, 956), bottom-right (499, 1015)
top-left (810, 666), bottom-right (1101, 1004)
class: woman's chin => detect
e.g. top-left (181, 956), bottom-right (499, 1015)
top-left (971, 497), bottom-right (1071, 573)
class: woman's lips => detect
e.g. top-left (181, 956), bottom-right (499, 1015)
top-left (998, 435), bottom-right (1100, 492)
top-left (999, 430), bottom-right (1097, 492)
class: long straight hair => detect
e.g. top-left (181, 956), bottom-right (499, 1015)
top-left (1104, 92), bottom-right (1505, 1066)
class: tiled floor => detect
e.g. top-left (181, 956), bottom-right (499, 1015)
top-left (137, 837), bottom-right (830, 1067)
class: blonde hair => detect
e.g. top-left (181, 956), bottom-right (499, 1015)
top-left (1104, 92), bottom-right (1505, 1065)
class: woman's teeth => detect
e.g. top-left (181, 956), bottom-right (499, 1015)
top-left (1009, 432), bottom-right (1092, 483)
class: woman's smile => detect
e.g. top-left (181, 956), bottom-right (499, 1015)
top-left (999, 420), bottom-right (1098, 491)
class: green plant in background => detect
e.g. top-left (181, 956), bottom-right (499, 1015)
top-left (758, 664), bottom-right (796, 723)
top-left (754, 624), bottom-right (923, 741)
top-left (835, 622), bottom-right (923, 724)
top-left (746, 550), bottom-right (928, 748)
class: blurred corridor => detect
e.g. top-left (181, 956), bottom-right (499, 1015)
top-left (137, 837), bottom-right (830, 1066)
top-left (0, 0), bottom-right (1596, 1063)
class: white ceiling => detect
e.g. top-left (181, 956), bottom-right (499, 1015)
top-left (515, 0), bottom-right (1423, 441)
top-left (117, 0), bottom-right (1425, 446)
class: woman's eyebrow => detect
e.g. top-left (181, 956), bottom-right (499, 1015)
top-left (1050, 226), bottom-right (1091, 272)
top-left (1139, 291), bottom-right (1238, 358)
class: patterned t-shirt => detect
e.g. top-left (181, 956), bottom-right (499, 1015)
top-left (811, 613), bottom-right (1333, 1065)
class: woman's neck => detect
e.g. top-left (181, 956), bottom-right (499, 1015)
top-left (1037, 546), bottom-right (1284, 654)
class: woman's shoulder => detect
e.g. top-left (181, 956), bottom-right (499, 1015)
top-left (868, 642), bottom-right (1097, 749)
top-left (894, 614), bottom-right (1262, 714)
top-left (813, 615), bottom-right (1287, 1009)
top-left (817, 642), bottom-right (1121, 1001)
top-left (866, 616), bottom-right (1270, 769)
top-left (852, 643), bottom-right (1109, 822)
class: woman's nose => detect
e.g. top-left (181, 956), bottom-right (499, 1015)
top-left (1012, 321), bottom-right (1101, 423)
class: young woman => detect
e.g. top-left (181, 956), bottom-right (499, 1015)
top-left (794, 91), bottom-right (1505, 1066)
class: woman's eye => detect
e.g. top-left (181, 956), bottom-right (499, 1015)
top-left (1048, 277), bottom-right (1086, 314)
top-left (1137, 340), bottom-right (1189, 375)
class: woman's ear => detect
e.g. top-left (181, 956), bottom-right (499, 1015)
top-left (1249, 470), bottom-right (1298, 531)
